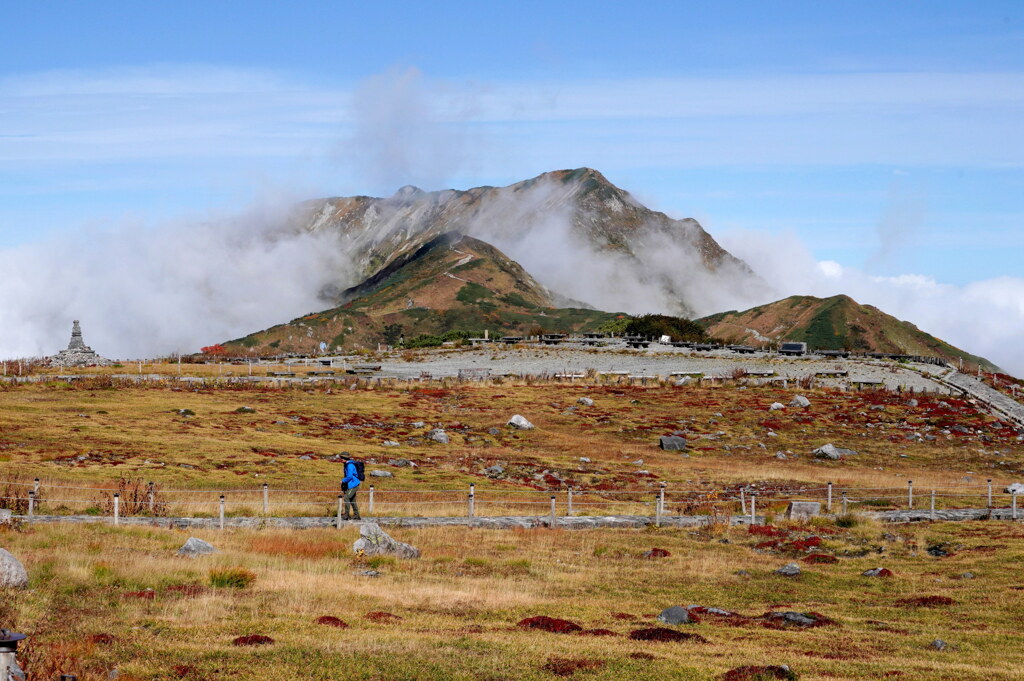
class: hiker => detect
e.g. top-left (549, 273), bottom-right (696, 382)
top-left (342, 457), bottom-right (364, 520)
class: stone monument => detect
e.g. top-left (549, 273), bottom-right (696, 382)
top-left (48, 320), bottom-right (113, 367)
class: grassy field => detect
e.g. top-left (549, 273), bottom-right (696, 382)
top-left (2, 375), bottom-right (1024, 679)
top-left (3, 517), bottom-right (1024, 680)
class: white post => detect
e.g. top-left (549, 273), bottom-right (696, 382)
top-left (842, 492), bottom-right (848, 515)
top-left (262, 483), bottom-right (269, 515)
top-left (827, 482), bottom-right (833, 513)
top-left (336, 495), bottom-right (343, 529)
top-left (930, 489), bottom-right (936, 520)
top-left (1013, 493), bottom-right (1018, 521)
top-left (33, 478), bottom-right (40, 496)
top-left (27, 491), bottom-right (35, 520)
top-left (468, 483), bottom-right (475, 518)
top-left (113, 493), bottom-right (120, 526)
top-left (658, 482), bottom-right (666, 519)
top-left (739, 488), bottom-right (747, 515)
top-left (549, 495), bottom-right (556, 526)
top-left (654, 491), bottom-right (662, 527)
top-left (749, 494), bottom-right (756, 524)
top-left (988, 479), bottom-right (993, 508)
top-left (908, 480), bottom-right (914, 509)
top-left (567, 487), bottom-right (573, 516)
top-left (368, 485), bottom-right (375, 515)
top-left (219, 495), bottom-right (225, 530)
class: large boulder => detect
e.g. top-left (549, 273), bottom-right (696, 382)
top-left (428, 429), bottom-right (450, 444)
top-left (790, 395), bottom-right (811, 408)
top-left (353, 523), bottom-right (420, 559)
top-left (577, 397), bottom-right (594, 407)
top-left (769, 402), bottom-right (785, 411)
top-left (812, 443), bottom-right (858, 460)
top-left (657, 606), bottom-right (691, 625)
top-left (775, 563), bottom-right (801, 577)
top-left (0, 548), bottom-right (28, 588)
top-left (507, 415), bottom-right (535, 430)
top-left (659, 436), bottom-right (687, 451)
top-left (176, 537), bottom-right (217, 558)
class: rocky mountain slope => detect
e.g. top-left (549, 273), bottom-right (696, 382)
top-left (298, 168), bottom-right (760, 316)
top-left (698, 294), bottom-right (998, 370)
top-left (224, 232), bottom-right (621, 353)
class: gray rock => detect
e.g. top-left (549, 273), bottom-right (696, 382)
top-left (812, 443), bottom-right (858, 460)
top-left (930, 639), bottom-right (947, 651)
top-left (299, 455), bottom-right (312, 460)
top-left (388, 458), bottom-right (413, 467)
top-left (957, 571), bottom-right (975, 580)
top-left (487, 427), bottom-right (501, 436)
top-left (775, 562), bottom-right (801, 577)
top-left (632, 459), bottom-right (644, 466)
top-left (411, 422), bottom-right (425, 429)
top-left (0, 509), bottom-right (12, 521)
top-left (356, 569), bottom-right (381, 578)
top-left (906, 399), bottom-right (919, 407)
top-left (428, 429), bottom-right (450, 444)
top-left (772, 612), bottom-right (816, 626)
top-left (675, 376), bottom-right (692, 386)
top-left (176, 537), bottom-right (217, 558)
top-left (369, 470), bottom-right (393, 478)
top-left (1004, 482), bottom-right (1024, 494)
top-left (775, 452), bottom-right (787, 460)
top-left (382, 440), bottom-right (401, 447)
top-left (769, 402), bottom-right (785, 411)
top-left (862, 567), bottom-right (890, 577)
top-left (577, 397), bottom-right (594, 407)
top-left (484, 465), bottom-right (505, 478)
top-left (507, 414), bottom-right (535, 430)
top-left (785, 501), bottom-right (821, 520)
top-left (659, 435), bottom-right (687, 451)
top-left (0, 547), bottom-right (29, 588)
top-left (579, 457), bottom-right (591, 463)
top-left (353, 523), bottom-right (420, 559)
top-left (790, 395), bottom-right (811, 408)
top-left (657, 605), bottom-right (691, 625)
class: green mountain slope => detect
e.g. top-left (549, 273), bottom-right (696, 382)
top-left (698, 294), bottom-right (999, 370)
top-left (224, 233), bottom-right (622, 354)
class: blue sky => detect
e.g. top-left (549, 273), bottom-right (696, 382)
top-left (1, 1), bottom-right (1023, 370)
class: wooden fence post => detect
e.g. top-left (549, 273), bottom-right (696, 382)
top-left (219, 495), bottom-right (225, 530)
top-left (262, 483), bottom-right (269, 515)
top-left (113, 493), bottom-right (120, 526)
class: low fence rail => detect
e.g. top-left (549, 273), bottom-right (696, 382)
top-left (2, 477), bottom-right (1021, 527)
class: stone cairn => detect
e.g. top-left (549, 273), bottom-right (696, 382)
top-left (48, 320), bottom-right (113, 367)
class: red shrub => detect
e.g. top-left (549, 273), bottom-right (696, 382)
top-left (517, 616), bottom-right (583, 633)
top-left (749, 525), bottom-right (788, 538)
top-left (316, 616), bottom-right (349, 628)
top-left (628, 627), bottom-right (709, 643)
top-left (895, 595), bottom-right (956, 607)
top-left (232, 635), bottom-right (274, 646)
top-left (644, 548), bottom-right (671, 559)
top-left (611, 612), bottom-right (637, 620)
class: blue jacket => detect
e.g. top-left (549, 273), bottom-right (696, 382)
top-left (342, 460), bottom-right (361, 490)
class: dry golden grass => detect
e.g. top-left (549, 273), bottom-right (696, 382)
top-left (3, 517), bottom-right (1024, 680)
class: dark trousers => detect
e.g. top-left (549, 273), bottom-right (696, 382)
top-left (343, 487), bottom-right (361, 519)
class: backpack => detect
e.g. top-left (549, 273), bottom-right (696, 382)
top-left (349, 460), bottom-right (366, 482)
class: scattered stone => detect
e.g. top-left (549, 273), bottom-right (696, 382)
top-left (0, 548), bottom-right (29, 588)
top-left (176, 537), bottom-right (217, 558)
top-left (785, 501), bottom-right (821, 521)
top-left (775, 563), bottom-right (801, 577)
top-left (382, 440), bottom-right (401, 447)
top-left (929, 639), bottom-right (948, 651)
top-left (579, 457), bottom-right (591, 463)
top-left (369, 470), bottom-right (393, 478)
top-left (906, 399), bottom-right (919, 407)
top-left (389, 458), bottom-right (413, 467)
top-left (812, 443), bottom-right (858, 460)
top-left (507, 414), bottom-right (535, 430)
top-left (657, 605), bottom-right (691, 625)
top-left (926, 544), bottom-right (952, 557)
top-left (632, 459), bottom-right (644, 466)
top-left (790, 395), bottom-right (811, 408)
top-left (862, 567), bottom-right (894, 578)
top-left (659, 435), bottom-right (687, 451)
top-left (353, 523), bottom-right (420, 559)
top-left (484, 465), bottom-right (505, 478)
top-left (428, 429), bottom-right (450, 444)
top-left (956, 572), bottom-right (975, 580)
top-left (762, 611), bottom-right (834, 628)
top-left (723, 665), bottom-right (797, 681)
top-left (177, 409), bottom-right (195, 417)
top-left (577, 397), bottom-right (594, 406)
top-left (356, 569), bottom-right (381, 578)
top-left (298, 455), bottom-right (312, 460)
top-left (775, 452), bottom-right (787, 460)
top-left (769, 402), bottom-right (785, 411)
top-left (411, 421), bottom-right (425, 429)
top-left (487, 427), bottom-right (501, 436)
